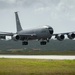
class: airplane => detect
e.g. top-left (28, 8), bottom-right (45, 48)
top-left (0, 12), bottom-right (75, 45)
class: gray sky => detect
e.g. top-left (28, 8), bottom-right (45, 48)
top-left (0, 0), bottom-right (75, 33)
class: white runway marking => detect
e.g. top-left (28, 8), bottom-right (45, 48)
top-left (0, 55), bottom-right (75, 60)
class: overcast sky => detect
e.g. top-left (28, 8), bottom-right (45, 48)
top-left (0, 0), bottom-right (75, 33)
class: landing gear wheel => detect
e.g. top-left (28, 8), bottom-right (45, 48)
top-left (22, 41), bottom-right (28, 45)
top-left (40, 41), bottom-right (46, 45)
top-left (47, 40), bottom-right (49, 43)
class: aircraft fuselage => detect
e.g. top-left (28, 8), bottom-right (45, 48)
top-left (17, 25), bottom-right (54, 41)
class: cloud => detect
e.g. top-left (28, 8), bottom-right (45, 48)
top-left (0, 0), bottom-right (75, 21)
top-left (0, 0), bottom-right (16, 9)
top-left (0, 0), bottom-right (75, 32)
top-left (0, 0), bottom-right (75, 10)
top-left (56, 0), bottom-right (75, 20)
top-left (0, 0), bottom-right (61, 9)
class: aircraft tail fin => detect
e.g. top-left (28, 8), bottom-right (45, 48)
top-left (15, 12), bottom-right (22, 32)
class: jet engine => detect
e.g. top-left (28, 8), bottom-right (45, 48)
top-left (56, 34), bottom-right (65, 41)
top-left (12, 34), bottom-right (20, 41)
top-left (0, 36), bottom-right (6, 40)
top-left (67, 33), bottom-right (75, 39)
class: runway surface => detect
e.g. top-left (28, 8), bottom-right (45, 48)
top-left (0, 55), bottom-right (75, 60)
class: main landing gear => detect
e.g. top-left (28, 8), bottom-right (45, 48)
top-left (22, 41), bottom-right (28, 45)
top-left (40, 41), bottom-right (47, 45)
top-left (22, 40), bottom-right (48, 45)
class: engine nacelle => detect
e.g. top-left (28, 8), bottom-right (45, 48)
top-left (67, 33), bottom-right (75, 39)
top-left (12, 34), bottom-right (20, 41)
top-left (56, 34), bottom-right (65, 41)
top-left (0, 36), bottom-right (6, 40)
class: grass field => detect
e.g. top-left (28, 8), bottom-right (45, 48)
top-left (0, 51), bottom-right (75, 55)
top-left (0, 58), bottom-right (75, 75)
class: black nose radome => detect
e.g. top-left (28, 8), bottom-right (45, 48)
top-left (48, 27), bottom-right (54, 34)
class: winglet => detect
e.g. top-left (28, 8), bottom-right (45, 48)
top-left (15, 12), bottom-right (22, 32)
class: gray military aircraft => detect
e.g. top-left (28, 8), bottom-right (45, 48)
top-left (0, 12), bottom-right (75, 45)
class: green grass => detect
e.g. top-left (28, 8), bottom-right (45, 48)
top-left (0, 58), bottom-right (75, 75)
top-left (0, 50), bottom-right (75, 55)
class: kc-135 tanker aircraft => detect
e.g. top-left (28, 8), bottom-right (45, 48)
top-left (0, 12), bottom-right (75, 45)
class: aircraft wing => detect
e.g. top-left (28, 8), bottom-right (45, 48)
top-left (53, 31), bottom-right (75, 36)
top-left (0, 32), bottom-right (14, 36)
top-left (53, 32), bottom-right (68, 36)
top-left (52, 31), bottom-right (75, 41)
top-left (0, 32), bottom-right (14, 39)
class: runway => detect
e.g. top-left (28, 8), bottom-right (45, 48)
top-left (0, 55), bottom-right (75, 60)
